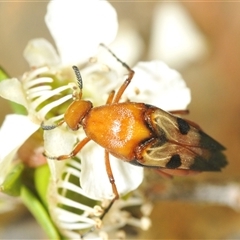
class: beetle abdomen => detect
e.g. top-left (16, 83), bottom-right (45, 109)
top-left (136, 108), bottom-right (227, 171)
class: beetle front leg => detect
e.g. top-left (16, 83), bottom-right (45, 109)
top-left (44, 137), bottom-right (91, 160)
top-left (41, 119), bottom-right (65, 130)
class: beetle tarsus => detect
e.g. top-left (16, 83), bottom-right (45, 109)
top-left (43, 151), bottom-right (57, 160)
top-left (41, 122), bottom-right (58, 130)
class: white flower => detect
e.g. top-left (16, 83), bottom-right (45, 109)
top-left (0, 0), bottom-right (119, 191)
top-left (42, 58), bottom-right (190, 204)
top-left (34, 0), bottom-right (143, 201)
top-left (0, 115), bottom-right (39, 185)
top-left (0, 0), bottom-right (191, 238)
top-left (0, 66), bottom-right (71, 184)
top-left (125, 61), bottom-right (191, 110)
top-left (49, 158), bottom-right (152, 239)
top-left (45, 0), bottom-right (118, 66)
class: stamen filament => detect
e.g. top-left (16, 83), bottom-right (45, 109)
top-left (56, 208), bottom-right (96, 224)
top-left (57, 195), bottom-right (95, 212)
top-left (27, 86), bottom-right (52, 99)
top-left (37, 94), bottom-right (72, 118)
top-left (59, 181), bottom-right (87, 196)
top-left (23, 67), bottom-right (52, 84)
top-left (24, 77), bottom-right (53, 89)
top-left (31, 85), bottom-right (71, 109)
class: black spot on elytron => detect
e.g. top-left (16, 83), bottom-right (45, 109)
top-left (166, 154), bottom-right (182, 169)
top-left (177, 118), bottom-right (190, 135)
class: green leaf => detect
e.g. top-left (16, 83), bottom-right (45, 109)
top-left (21, 185), bottom-right (61, 240)
top-left (0, 163), bottom-right (24, 196)
top-left (34, 164), bottom-right (50, 206)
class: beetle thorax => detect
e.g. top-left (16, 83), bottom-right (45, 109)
top-left (82, 102), bottom-right (154, 161)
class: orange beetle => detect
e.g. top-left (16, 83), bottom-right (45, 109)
top-left (42, 44), bottom-right (227, 200)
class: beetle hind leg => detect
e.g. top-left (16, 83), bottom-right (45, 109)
top-left (169, 109), bottom-right (189, 115)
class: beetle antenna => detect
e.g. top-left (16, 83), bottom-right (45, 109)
top-left (72, 65), bottom-right (83, 99)
top-left (100, 43), bottom-right (132, 73)
top-left (100, 43), bottom-right (135, 103)
top-left (72, 66), bottom-right (83, 90)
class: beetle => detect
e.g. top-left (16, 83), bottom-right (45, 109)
top-left (42, 44), bottom-right (227, 201)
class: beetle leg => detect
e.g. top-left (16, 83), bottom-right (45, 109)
top-left (169, 109), bottom-right (189, 115)
top-left (156, 168), bottom-right (201, 177)
top-left (106, 90), bottom-right (115, 104)
top-left (99, 43), bottom-right (135, 104)
top-left (104, 150), bottom-right (119, 200)
top-left (99, 198), bottom-right (115, 221)
top-left (44, 137), bottom-right (91, 160)
top-left (113, 68), bottom-right (134, 103)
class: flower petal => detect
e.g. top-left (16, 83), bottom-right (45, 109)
top-left (23, 38), bottom-right (60, 68)
top-left (0, 78), bottom-right (28, 109)
top-left (123, 61), bottom-right (191, 111)
top-left (43, 125), bottom-right (78, 182)
top-left (45, 0), bottom-right (118, 65)
top-left (80, 141), bottom-right (143, 200)
top-left (0, 114), bottom-right (39, 184)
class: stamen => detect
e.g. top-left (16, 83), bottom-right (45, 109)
top-left (140, 202), bottom-right (153, 216)
top-left (56, 220), bottom-right (95, 230)
top-left (116, 196), bottom-right (143, 208)
top-left (140, 217), bottom-right (152, 230)
top-left (64, 166), bottom-right (81, 178)
top-left (124, 215), bottom-right (151, 231)
top-left (23, 67), bottom-right (52, 83)
top-left (47, 159), bottom-right (103, 238)
top-left (56, 208), bottom-right (96, 225)
top-left (31, 85), bottom-right (71, 109)
top-left (95, 218), bottom-right (102, 229)
top-left (24, 76), bottom-right (53, 89)
top-left (93, 205), bottom-right (104, 217)
top-left (37, 94), bottom-right (72, 119)
top-left (59, 180), bottom-right (87, 196)
top-left (57, 195), bottom-right (94, 213)
top-left (67, 159), bottom-right (82, 171)
top-left (27, 86), bottom-right (52, 99)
